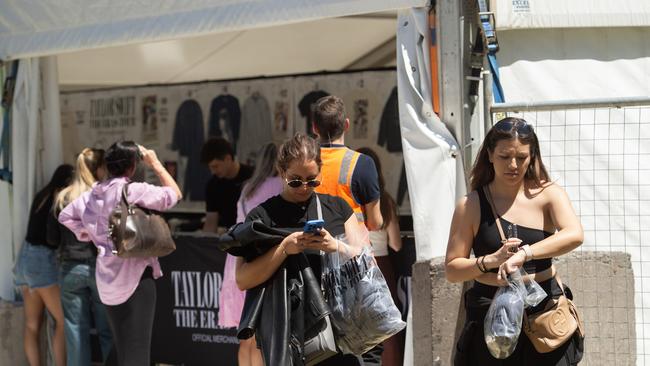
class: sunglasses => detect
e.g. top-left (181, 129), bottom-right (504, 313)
top-left (493, 119), bottom-right (533, 136)
top-left (285, 178), bottom-right (321, 188)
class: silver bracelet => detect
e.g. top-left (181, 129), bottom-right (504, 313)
top-left (520, 244), bottom-right (533, 262)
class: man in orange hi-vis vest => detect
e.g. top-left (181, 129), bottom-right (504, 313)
top-left (311, 95), bottom-right (384, 365)
top-left (311, 95), bottom-right (383, 232)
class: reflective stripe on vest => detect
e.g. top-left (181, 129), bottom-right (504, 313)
top-left (316, 147), bottom-right (365, 223)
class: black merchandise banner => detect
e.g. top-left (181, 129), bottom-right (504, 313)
top-left (151, 233), bottom-right (238, 366)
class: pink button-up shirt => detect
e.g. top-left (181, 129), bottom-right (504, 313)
top-left (59, 177), bottom-right (179, 305)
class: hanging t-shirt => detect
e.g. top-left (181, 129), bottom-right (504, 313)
top-left (377, 87), bottom-right (403, 153)
top-left (208, 94), bottom-right (241, 148)
top-left (298, 90), bottom-right (329, 137)
top-left (172, 99), bottom-right (211, 201)
top-left (238, 93), bottom-right (273, 165)
top-left (205, 164), bottom-right (254, 228)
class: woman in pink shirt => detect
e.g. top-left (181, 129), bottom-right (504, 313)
top-left (220, 142), bottom-right (282, 366)
top-left (59, 141), bottom-right (181, 366)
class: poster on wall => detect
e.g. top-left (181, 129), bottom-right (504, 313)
top-left (60, 70), bottom-right (410, 213)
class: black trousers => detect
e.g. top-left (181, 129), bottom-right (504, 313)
top-left (454, 278), bottom-right (584, 366)
top-left (104, 267), bottom-right (156, 366)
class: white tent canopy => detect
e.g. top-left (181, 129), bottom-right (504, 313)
top-left (0, 0), bottom-right (425, 61)
top-left (56, 16), bottom-right (399, 88)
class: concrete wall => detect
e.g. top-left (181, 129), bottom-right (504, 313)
top-left (412, 251), bottom-right (636, 365)
top-left (0, 300), bottom-right (29, 365)
top-left (0, 300), bottom-right (54, 366)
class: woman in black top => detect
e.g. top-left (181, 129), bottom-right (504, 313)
top-left (445, 117), bottom-right (584, 365)
top-left (236, 133), bottom-right (368, 365)
top-left (14, 164), bottom-right (73, 366)
top-left (49, 148), bottom-right (113, 366)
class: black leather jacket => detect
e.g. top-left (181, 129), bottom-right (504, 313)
top-left (220, 222), bottom-right (331, 366)
top-left (47, 211), bottom-right (97, 261)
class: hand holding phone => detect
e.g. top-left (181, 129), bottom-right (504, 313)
top-left (303, 219), bottom-right (325, 234)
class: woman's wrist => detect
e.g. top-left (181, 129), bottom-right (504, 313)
top-left (520, 244), bottom-right (533, 262)
top-left (483, 254), bottom-right (497, 270)
top-left (151, 160), bottom-right (165, 173)
top-left (280, 238), bottom-right (292, 256)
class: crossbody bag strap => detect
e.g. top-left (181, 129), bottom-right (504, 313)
top-left (315, 194), bottom-right (323, 221)
top-left (555, 275), bottom-right (567, 297)
top-left (482, 186), bottom-right (506, 243)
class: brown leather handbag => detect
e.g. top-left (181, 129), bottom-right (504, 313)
top-left (522, 277), bottom-right (584, 353)
top-left (108, 183), bottom-right (176, 258)
top-left (482, 186), bottom-right (585, 353)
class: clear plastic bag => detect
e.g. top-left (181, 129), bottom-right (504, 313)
top-left (321, 236), bottom-right (406, 355)
top-left (484, 268), bottom-right (547, 359)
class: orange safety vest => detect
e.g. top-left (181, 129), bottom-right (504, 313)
top-left (316, 146), bottom-right (366, 223)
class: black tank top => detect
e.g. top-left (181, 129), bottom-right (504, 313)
top-left (473, 188), bottom-right (553, 274)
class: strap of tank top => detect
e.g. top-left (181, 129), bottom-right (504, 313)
top-left (482, 186), bottom-right (507, 243)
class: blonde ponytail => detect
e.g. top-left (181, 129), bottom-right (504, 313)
top-left (54, 148), bottom-right (105, 212)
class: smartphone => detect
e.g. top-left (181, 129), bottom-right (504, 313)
top-left (303, 219), bottom-right (325, 234)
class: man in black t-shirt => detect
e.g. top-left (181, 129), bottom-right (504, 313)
top-left (200, 137), bottom-right (253, 232)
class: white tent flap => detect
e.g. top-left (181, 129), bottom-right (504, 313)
top-left (396, 9), bottom-right (460, 261)
top-left (0, 0), bottom-right (426, 60)
top-left (9, 57), bottom-right (63, 298)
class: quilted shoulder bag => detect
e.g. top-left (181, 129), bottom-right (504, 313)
top-left (108, 183), bottom-right (176, 258)
top-left (482, 186), bottom-right (585, 353)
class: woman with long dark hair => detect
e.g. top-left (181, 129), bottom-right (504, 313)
top-left (14, 164), bottom-right (73, 366)
top-left (445, 117), bottom-right (584, 365)
top-left (49, 148), bottom-right (113, 365)
top-left (59, 141), bottom-right (181, 365)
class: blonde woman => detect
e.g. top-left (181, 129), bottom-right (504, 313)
top-left (48, 148), bottom-right (113, 366)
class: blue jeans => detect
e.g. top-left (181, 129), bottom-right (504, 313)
top-left (60, 260), bottom-right (113, 366)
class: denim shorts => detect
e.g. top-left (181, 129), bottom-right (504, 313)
top-left (14, 241), bottom-right (59, 289)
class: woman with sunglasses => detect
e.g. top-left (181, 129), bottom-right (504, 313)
top-left (220, 142), bottom-right (282, 366)
top-left (235, 133), bottom-right (369, 365)
top-left (445, 117), bottom-right (584, 365)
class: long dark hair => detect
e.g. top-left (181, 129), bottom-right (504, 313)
top-left (242, 142), bottom-right (278, 200)
top-left (105, 141), bottom-right (140, 178)
top-left (356, 147), bottom-right (397, 229)
top-left (469, 117), bottom-right (550, 191)
top-left (33, 164), bottom-right (74, 213)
